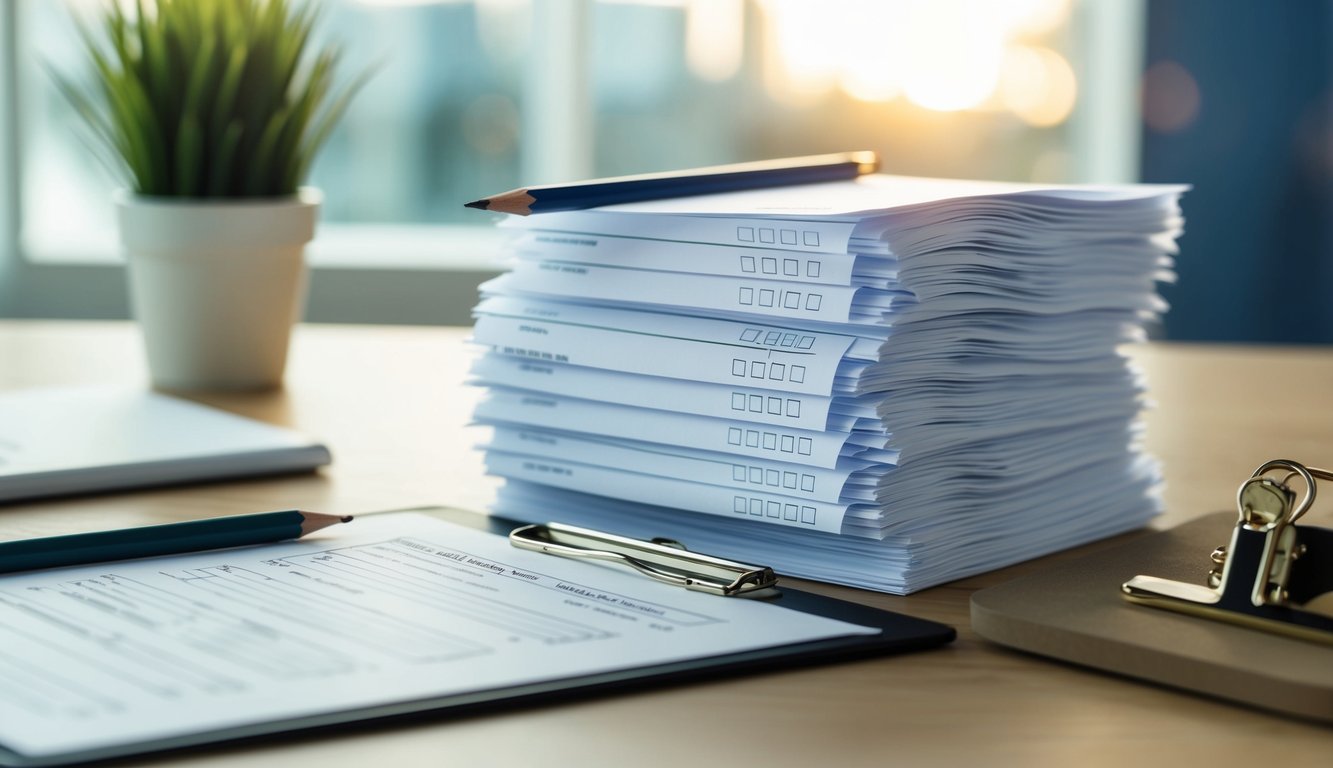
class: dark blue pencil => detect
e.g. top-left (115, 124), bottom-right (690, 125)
top-left (0, 510), bottom-right (352, 574)
top-left (464, 151), bottom-right (879, 216)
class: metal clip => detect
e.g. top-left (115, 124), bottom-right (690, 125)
top-left (1122, 459), bottom-right (1333, 645)
top-left (510, 522), bottom-right (779, 597)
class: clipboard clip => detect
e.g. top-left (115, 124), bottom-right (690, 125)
top-left (510, 522), bottom-right (779, 598)
top-left (1122, 459), bottom-right (1333, 645)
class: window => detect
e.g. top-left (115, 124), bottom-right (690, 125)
top-left (1, 0), bottom-right (1143, 324)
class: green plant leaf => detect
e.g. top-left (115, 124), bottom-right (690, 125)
top-left (247, 107), bottom-right (291, 195)
top-left (175, 112), bottom-right (202, 195)
top-left (209, 120), bottom-right (245, 197)
top-left (47, 0), bottom-right (373, 198)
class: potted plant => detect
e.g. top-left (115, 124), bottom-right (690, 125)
top-left (50, 0), bottom-right (370, 390)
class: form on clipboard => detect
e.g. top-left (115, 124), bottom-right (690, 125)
top-left (0, 507), bottom-right (953, 767)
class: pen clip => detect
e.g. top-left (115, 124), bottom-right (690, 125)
top-left (509, 522), bottom-right (779, 597)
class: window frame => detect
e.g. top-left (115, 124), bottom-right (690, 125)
top-left (0, 0), bottom-right (1143, 326)
top-left (0, 0), bottom-right (537, 326)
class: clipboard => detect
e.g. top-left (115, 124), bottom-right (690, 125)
top-left (0, 506), bottom-right (953, 767)
top-left (970, 512), bottom-right (1333, 722)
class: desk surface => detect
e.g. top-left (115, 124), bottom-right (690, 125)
top-left (2, 321), bottom-right (1331, 766)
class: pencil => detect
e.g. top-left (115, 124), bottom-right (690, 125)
top-left (0, 510), bottom-right (352, 575)
top-left (464, 150), bottom-right (880, 216)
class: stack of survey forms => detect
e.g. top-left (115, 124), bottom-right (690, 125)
top-left (469, 175), bottom-right (1185, 594)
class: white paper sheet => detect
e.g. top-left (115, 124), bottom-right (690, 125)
top-left (591, 175), bottom-right (1189, 217)
top-left (469, 353), bottom-right (843, 431)
top-left (487, 262), bottom-right (899, 325)
top-left (484, 425), bottom-right (877, 504)
top-left (0, 514), bottom-right (874, 759)
top-left (501, 210), bottom-right (859, 253)
top-left (474, 390), bottom-right (893, 469)
top-left (483, 452), bottom-right (852, 533)
top-left (471, 295), bottom-right (860, 395)
top-left (510, 231), bottom-right (860, 286)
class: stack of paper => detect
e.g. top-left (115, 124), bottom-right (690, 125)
top-left (469, 175), bottom-right (1185, 594)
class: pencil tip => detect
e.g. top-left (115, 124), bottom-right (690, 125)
top-left (340, 515), bottom-right (354, 523)
top-left (463, 199), bottom-right (489, 210)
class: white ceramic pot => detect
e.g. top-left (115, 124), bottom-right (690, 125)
top-left (115, 189), bottom-right (322, 390)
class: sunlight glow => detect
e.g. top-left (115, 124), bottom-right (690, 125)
top-left (356, 0), bottom-right (1078, 124)
top-left (685, 0), bottom-right (744, 82)
top-left (1001, 46), bottom-right (1077, 127)
top-left (757, 0), bottom-right (1075, 123)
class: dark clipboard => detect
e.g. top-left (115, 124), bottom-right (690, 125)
top-left (0, 506), bottom-right (954, 767)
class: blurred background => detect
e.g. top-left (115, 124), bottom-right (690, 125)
top-left (2, 0), bottom-right (1330, 340)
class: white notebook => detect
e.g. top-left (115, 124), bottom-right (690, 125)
top-left (0, 387), bottom-right (332, 503)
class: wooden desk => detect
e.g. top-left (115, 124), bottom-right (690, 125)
top-left (2, 321), bottom-right (1331, 766)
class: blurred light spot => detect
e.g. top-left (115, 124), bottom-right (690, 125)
top-left (1142, 60), bottom-right (1201, 134)
top-left (686, 0), bottom-right (743, 82)
top-left (462, 94), bottom-right (520, 155)
top-left (990, 0), bottom-right (1071, 36)
top-left (899, 0), bottom-right (1004, 112)
top-left (752, 0), bottom-right (1075, 115)
top-left (759, 0), bottom-right (842, 106)
top-left (1001, 46), bottom-right (1077, 126)
top-left (837, 5), bottom-right (908, 103)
